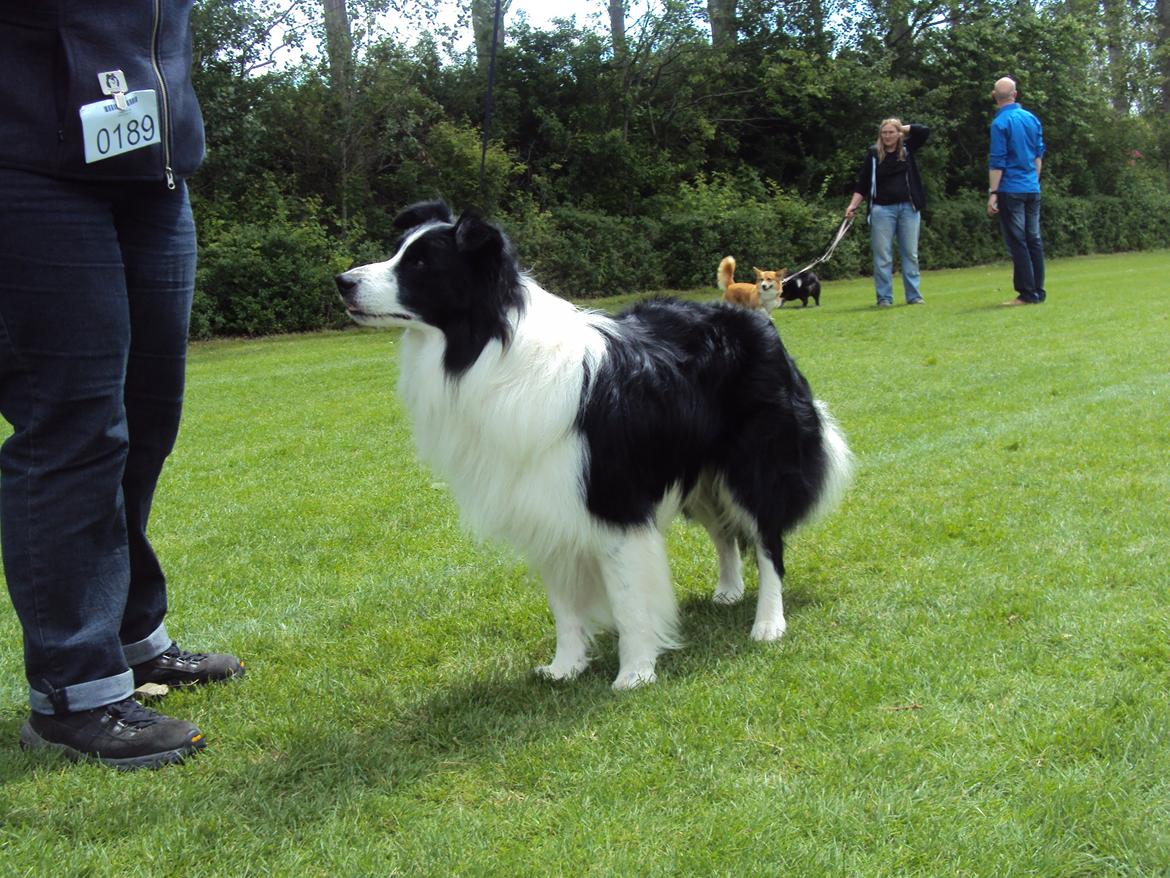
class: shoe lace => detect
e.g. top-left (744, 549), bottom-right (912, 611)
top-left (161, 643), bottom-right (209, 665)
top-left (105, 698), bottom-right (165, 730)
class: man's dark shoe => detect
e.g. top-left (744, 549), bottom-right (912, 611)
top-left (132, 642), bottom-right (245, 688)
top-left (19, 698), bottom-right (205, 770)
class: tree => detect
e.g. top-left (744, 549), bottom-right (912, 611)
top-left (471, 0), bottom-right (514, 72)
top-left (609, 0), bottom-right (628, 58)
top-left (708, 0), bottom-right (737, 46)
top-left (321, 0), bottom-right (353, 96)
top-left (1157, 0), bottom-right (1170, 112)
top-left (868, 0), bottom-right (954, 68)
top-left (189, 0), bottom-right (309, 206)
top-left (191, 0), bottom-right (304, 77)
top-left (314, 1), bottom-right (448, 230)
top-left (320, 0), bottom-right (448, 94)
top-left (776, 0), bottom-right (836, 56)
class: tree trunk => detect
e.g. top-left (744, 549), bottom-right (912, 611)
top-left (1100, 0), bottom-right (1129, 113)
top-left (1157, 0), bottom-right (1170, 113)
top-left (471, 0), bottom-right (512, 74)
top-left (321, 0), bottom-right (353, 231)
top-left (321, 0), bottom-right (352, 97)
top-left (608, 0), bottom-right (627, 59)
top-left (707, 0), bottom-right (737, 48)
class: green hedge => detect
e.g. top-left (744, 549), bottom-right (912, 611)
top-left (505, 194), bottom-right (868, 297)
top-left (510, 189), bottom-right (1169, 299)
top-left (190, 190), bottom-right (1169, 334)
top-left (192, 195), bottom-right (351, 340)
top-left (505, 207), bottom-right (664, 299)
top-left (920, 189), bottom-right (1170, 271)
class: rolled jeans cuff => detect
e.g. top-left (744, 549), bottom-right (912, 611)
top-left (27, 622), bottom-right (170, 714)
top-left (121, 621), bottom-right (172, 667)
top-left (29, 670), bottom-right (134, 716)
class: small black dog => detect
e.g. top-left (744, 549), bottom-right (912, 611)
top-left (778, 270), bottom-right (821, 308)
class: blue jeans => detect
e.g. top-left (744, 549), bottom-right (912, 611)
top-left (869, 202), bottom-right (922, 304)
top-left (997, 192), bottom-right (1045, 302)
top-left (0, 169), bottom-right (194, 714)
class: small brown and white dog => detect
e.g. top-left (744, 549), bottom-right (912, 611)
top-left (718, 256), bottom-right (786, 313)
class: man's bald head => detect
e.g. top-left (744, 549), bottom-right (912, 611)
top-left (993, 77), bottom-right (1017, 105)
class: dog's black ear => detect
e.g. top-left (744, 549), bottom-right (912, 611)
top-left (393, 200), bottom-right (454, 231)
top-left (454, 209), bottom-right (504, 255)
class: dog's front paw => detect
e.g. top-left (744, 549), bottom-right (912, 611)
top-left (750, 618), bottom-right (787, 642)
top-left (611, 664), bottom-right (657, 691)
top-left (534, 659), bottom-right (588, 682)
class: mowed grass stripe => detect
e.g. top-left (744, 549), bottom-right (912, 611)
top-left (0, 249), bottom-right (1167, 877)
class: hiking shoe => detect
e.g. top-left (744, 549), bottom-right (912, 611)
top-left (19, 698), bottom-right (205, 770)
top-left (132, 642), bottom-right (245, 688)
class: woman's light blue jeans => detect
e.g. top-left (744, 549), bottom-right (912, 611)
top-left (869, 201), bottom-right (922, 304)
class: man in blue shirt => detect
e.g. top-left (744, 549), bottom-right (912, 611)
top-left (987, 77), bottom-right (1047, 305)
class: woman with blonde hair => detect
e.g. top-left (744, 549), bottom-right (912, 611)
top-left (845, 118), bottom-right (931, 307)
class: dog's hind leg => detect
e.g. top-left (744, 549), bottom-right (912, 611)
top-left (534, 552), bottom-right (601, 681)
top-left (710, 529), bottom-right (745, 605)
top-left (683, 479), bottom-right (745, 605)
top-left (598, 527), bottom-right (680, 690)
top-left (751, 535), bottom-right (787, 642)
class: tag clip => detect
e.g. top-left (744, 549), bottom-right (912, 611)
top-left (98, 70), bottom-right (130, 111)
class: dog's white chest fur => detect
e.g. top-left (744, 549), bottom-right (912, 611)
top-left (397, 284), bottom-right (608, 562)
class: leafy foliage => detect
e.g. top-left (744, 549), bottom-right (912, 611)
top-left (185, 0), bottom-right (1170, 330)
top-left (193, 183), bottom-right (351, 338)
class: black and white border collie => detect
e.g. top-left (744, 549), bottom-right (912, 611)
top-left (336, 201), bottom-right (852, 690)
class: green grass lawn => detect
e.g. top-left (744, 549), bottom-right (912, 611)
top-left (1, 250), bottom-right (1168, 876)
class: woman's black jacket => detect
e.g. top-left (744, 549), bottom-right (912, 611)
top-left (852, 124), bottom-right (930, 213)
top-left (0, 1), bottom-right (204, 184)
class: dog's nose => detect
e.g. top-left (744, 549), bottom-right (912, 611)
top-left (335, 273), bottom-right (358, 295)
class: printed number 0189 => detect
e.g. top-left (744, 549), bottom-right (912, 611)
top-left (96, 114), bottom-right (156, 155)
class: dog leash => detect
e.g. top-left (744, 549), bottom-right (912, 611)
top-left (789, 216), bottom-right (854, 278)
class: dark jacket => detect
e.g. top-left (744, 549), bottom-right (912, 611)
top-left (852, 123), bottom-right (930, 213)
top-left (0, 1), bottom-right (204, 184)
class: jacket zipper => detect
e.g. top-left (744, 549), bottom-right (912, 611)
top-left (150, 0), bottom-right (175, 189)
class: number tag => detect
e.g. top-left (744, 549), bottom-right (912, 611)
top-left (79, 90), bottom-right (160, 163)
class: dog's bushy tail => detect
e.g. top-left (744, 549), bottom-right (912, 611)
top-left (806, 400), bottom-right (853, 525)
top-left (717, 256), bottom-right (736, 292)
